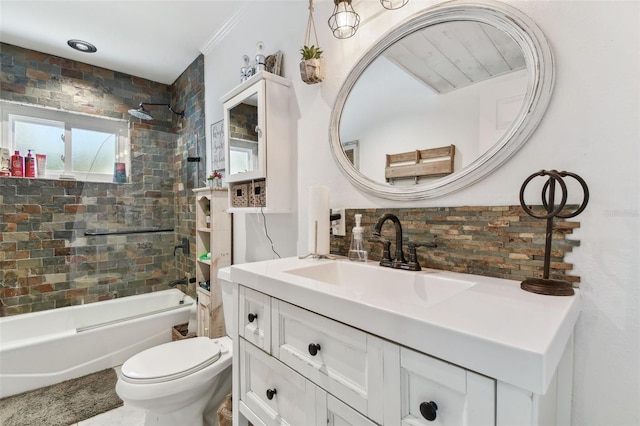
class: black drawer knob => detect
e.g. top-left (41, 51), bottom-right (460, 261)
top-left (248, 313), bottom-right (258, 323)
top-left (420, 401), bottom-right (438, 421)
top-left (308, 343), bottom-right (321, 356)
top-left (266, 388), bottom-right (277, 400)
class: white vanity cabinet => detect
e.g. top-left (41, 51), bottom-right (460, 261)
top-left (221, 71), bottom-right (292, 213)
top-left (230, 257), bottom-right (579, 426)
top-left (234, 285), bottom-right (496, 426)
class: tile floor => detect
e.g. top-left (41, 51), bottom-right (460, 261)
top-left (76, 405), bottom-right (146, 426)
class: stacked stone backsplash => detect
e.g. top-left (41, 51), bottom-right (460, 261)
top-left (0, 44), bottom-right (206, 316)
top-left (331, 206), bottom-right (581, 284)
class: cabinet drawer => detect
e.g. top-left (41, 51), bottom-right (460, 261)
top-left (399, 346), bottom-right (495, 426)
top-left (317, 388), bottom-right (378, 426)
top-left (239, 286), bottom-right (271, 353)
top-left (239, 338), bottom-right (316, 426)
top-left (272, 300), bottom-right (384, 424)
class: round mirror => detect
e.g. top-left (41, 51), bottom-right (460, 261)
top-left (329, 2), bottom-right (554, 200)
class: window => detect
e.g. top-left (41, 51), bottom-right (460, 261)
top-left (1, 102), bottom-right (129, 182)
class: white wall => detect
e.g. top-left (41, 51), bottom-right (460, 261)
top-left (203, 1), bottom-right (639, 424)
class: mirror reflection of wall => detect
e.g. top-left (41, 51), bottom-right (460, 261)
top-left (339, 20), bottom-right (528, 186)
top-left (228, 99), bottom-right (258, 176)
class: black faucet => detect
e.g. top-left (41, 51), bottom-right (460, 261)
top-left (372, 213), bottom-right (437, 271)
top-left (372, 213), bottom-right (407, 268)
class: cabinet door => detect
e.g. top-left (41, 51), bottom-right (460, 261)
top-left (239, 338), bottom-right (316, 426)
top-left (196, 288), bottom-right (210, 337)
top-left (239, 286), bottom-right (271, 353)
top-left (272, 300), bottom-right (384, 424)
top-left (398, 346), bottom-right (495, 426)
top-left (225, 80), bottom-right (266, 182)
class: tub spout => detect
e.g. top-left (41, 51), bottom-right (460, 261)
top-left (168, 277), bottom-right (188, 288)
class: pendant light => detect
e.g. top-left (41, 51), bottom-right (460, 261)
top-left (328, 0), bottom-right (360, 39)
top-left (380, 0), bottom-right (409, 10)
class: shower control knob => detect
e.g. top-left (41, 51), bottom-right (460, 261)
top-left (248, 313), bottom-right (258, 323)
top-left (419, 401), bottom-right (438, 421)
top-left (266, 388), bottom-right (277, 400)
top-left (308, 343), bottom-right (321, 356)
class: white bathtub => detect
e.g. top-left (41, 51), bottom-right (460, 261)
top-left (0, 289), bottom-right (195, 398)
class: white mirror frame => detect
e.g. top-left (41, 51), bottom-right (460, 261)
top-left (329, 1), bottom-right (554, 201)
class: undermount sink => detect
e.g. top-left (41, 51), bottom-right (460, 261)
top-left (284, 260), bottom-right (476, 308)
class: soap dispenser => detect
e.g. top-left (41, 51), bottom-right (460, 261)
top-left (348, 214), bottom-right (367, 262)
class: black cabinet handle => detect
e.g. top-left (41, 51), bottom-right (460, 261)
top-left (419, 401), bottom-right (438, 421)
top-left (308, 343), bottom-right (321, 356)
top-left (266, 388), bottom-right (277, 400)
top-left (248, 313), bottom-right (258, 323)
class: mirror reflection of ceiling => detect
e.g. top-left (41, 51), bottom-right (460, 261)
top-left (340, 20), bottom-right (528, 186)
top-left (383, 21), bottom-right (526, 94)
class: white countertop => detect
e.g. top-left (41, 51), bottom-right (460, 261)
top-left (229, 256), bottom-right (580, 394)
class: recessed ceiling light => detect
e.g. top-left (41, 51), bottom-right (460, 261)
top-left (67, 39), bottom-right (97, 53)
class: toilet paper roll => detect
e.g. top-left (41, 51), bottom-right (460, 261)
top-left (308, 186), bottom-right (330, 255)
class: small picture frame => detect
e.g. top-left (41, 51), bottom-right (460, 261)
top-left (265, 51), bottom-right (283, 76)
top-left (211, 119), bottom-right (225, 173)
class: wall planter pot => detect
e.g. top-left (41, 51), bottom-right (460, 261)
top-left (300, 58), bottom-right (323, 84)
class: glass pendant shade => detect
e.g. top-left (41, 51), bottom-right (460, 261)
top-left (380, 0), bottom-right (409, 10)
top-left (328, 0), bottom-right (360, 39)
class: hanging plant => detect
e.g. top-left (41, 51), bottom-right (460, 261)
top-left (300, 0), bottom-right (324, 84)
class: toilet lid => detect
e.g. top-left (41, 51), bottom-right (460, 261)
top-left (121, 337), bottom-right (221, 384)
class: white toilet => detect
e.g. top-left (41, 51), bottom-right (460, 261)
top-left (116, 268), bottom-right (235, 426)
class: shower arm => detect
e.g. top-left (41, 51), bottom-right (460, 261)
top-left (138, 102), bottom-right (185, 118)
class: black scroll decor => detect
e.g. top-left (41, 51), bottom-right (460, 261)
top-left (519, 170), bottom-right (589, 296)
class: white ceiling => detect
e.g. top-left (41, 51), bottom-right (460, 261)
top-left (0, 1), bottom-right (246, 85)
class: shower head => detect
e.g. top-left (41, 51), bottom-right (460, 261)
top-left (128, 105), bottom-right (154, 120)
top-left (128, 103), bottom-right (185, 121)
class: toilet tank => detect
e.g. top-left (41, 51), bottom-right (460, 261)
top-left (217, 266), bottom-right (236, 337)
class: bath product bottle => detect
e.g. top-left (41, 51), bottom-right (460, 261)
top-left (24, 150), bottom-right (36, 178)
top-left (348, 214), bottom-right (367, 262)
top-left (10, 150), bottom-right (23, 177)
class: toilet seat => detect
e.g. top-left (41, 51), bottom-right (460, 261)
top-left (121, 337), bottom-right (221, 384)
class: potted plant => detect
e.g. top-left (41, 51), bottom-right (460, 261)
top-left (300, 45), bottom-right (323, 84)
top-left (207, 171), bottom-right (223, 188)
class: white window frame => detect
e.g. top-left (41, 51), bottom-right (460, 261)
top-left (1, 101), bottom-right (130, 183)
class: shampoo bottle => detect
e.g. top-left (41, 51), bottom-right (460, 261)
top-left (10, 150), bottom-right (23, 177)
top-left (348, 214), bottom-right (367, 262)
top-left (24, 150), bottom-right (36, 178)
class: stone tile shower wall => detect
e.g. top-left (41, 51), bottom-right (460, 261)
top-left (171, 54), bottom-right (206, 283)
top-left (0, 179), bottom-right (175, 315)
top-left (0, 44), bottom-right (204, 316)
top-left (331, 206), bottom-right (581, 284)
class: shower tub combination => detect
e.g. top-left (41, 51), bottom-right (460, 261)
top-left (0, 289), bottom-right (194, 398)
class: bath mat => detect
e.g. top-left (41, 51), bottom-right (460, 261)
top-left (0, 368), bottom-right (123, 426)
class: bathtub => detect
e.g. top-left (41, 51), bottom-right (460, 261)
top-left (0, 289), bottom-right (195, 398)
